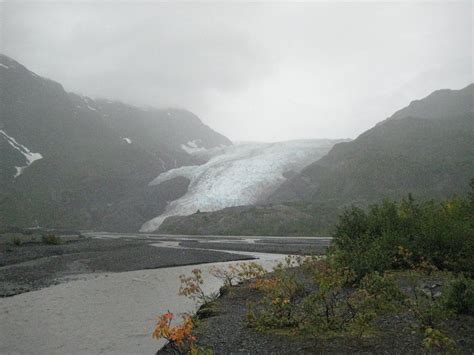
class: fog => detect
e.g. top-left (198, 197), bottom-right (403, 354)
top-left (1, 1), bottom-right (472, 141)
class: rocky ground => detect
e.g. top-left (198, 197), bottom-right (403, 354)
top-left (162, 276), bottom-right (474, 354)
top-left (0, 236), bottom-right (250, 297)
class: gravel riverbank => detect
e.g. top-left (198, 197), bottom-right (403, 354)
top-left (0, 237), bottom-right (250, 297)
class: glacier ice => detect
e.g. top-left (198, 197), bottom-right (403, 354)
top-left (140, 140), bottom-right (337, 232)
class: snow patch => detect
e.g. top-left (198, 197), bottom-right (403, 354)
top-left (0, 130), bottom-right (43, 178)
top-left (187, 140), bottom-right (199, 148)
top-left (0, 63), bottom-right (9, 69)
top-left (140, 140), bottom-right (337, 232)
top-left (180, 139), bottom-right (208, 154)
top-left (123, 137), bottom-right (132, 144)
top-left (77, 96), bottom-right (98, 112)
top-left (84, 97), bottom-right (97, 112)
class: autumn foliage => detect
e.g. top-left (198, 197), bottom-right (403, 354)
top-left (179, 268), bottom-right (218, 305)
top-left (152, 312), bottom-right (196, 353)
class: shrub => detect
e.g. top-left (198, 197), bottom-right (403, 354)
top-left (299, 265), bottom-right (403, 338)
top-left (179, 269), bottom-right (218, 306)
top-left (330, 183), bottom-right (474, 278)
top-left (358, 272), bottom-right (404, 306)
top-left (152, 312), bottom-right (196, 353)
top-left (409, 290), bottom-right (450, 330)
top-left (442, 276), bottom-right (474, 315)
top-left (236, 262), bottom-right (266, 284)
top-left (210, 262), bottom-right (267, 290)
top-left (397, 267), bottom-right (457, 350)
top-left (12, 236), bottom-right (22, 246)
top-left (299, 264), bottom-right (356, 333)
top-left (249, 259), bottom-right (402, 338)
top-left (210, 265), bottom-right (240, 287)
top-left (42, 234), bottom-right (62, 245)
top-left (246, 257), bottom-right (309, 329)
top-left (253, 273), bottom-right (305, 329)
top-left (422, 327), bottom-right (456, 351)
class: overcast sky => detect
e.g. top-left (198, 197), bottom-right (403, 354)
top-left (1, 1), bottom-right (472, 142)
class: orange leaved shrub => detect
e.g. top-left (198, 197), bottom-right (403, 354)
top-left (179, 268), bottom-right (219, 305)
top-left (152, 312), bottom-right (196, 353)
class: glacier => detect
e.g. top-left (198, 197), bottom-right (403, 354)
top-left (140, 139), bottom-right (339, 232)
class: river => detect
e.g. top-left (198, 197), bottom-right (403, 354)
top-left (1, 233), bottom-right (325, 354)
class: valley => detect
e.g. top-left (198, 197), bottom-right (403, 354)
top-left (1, 3), bottom-right (473, 353)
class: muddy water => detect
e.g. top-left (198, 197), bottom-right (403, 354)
top-left (0, 246), bottom-right (287, 354)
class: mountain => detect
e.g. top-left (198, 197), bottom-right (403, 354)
top-left (0, 54), bottom-right (231, 231)
top-left (270, 84), bottom-right (474, 205)
top-left (387, 84), bottom-right (473, 122)
top-left (159, 84), bottom-right (474, 236)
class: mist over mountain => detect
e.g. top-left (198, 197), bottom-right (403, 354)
top-left (0, 54), bottom-right (230, 231)
top-left (270, 84), bottom-right (474, 205)
top-left (386, 84), bottom-right (473, 122)
top-left (0, 54), bottom-right (343, 233)
top-left (1, 54), bottom-right (472, 235)
top-left (160, 84), bottom-right (474, 236)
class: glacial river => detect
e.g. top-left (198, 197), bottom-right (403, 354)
top-left (0, 234), bottom-right (322, 354)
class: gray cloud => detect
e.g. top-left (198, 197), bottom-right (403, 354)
top-left (2, 1), bottom-right (472, 142)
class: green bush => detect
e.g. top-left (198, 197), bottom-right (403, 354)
top-left (442, 276), bottom-right (474, 315)
top-left (248, 258), bottom-right (307, 329)
top-left (358, 272), bottom-right (404, 305)
top-left (12, 236), bottom-right (23, 246)
top-left (330, 181), bottom-right (474, 279)
top-left (248, 259), bottom-right (402, 338)
top-left (422, 327), bottom-right (456, 351)
top-left (41, 234), bottom-right (62, 245)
